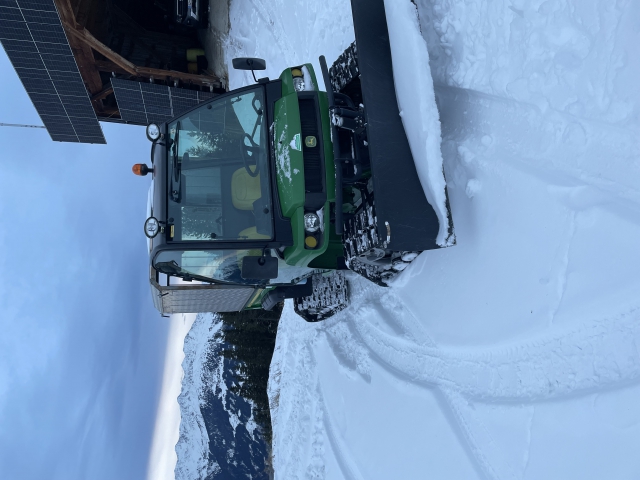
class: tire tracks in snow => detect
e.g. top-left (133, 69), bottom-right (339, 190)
top-left (439, 388), bottom-right (519, 480)
top-left (341, 291), bottom-right (640, 480)
top-left (325, 290), bottom-right (523, 480)
top-left (272, 288), bottom-right (640, 480)
top-left (268, 320), bottom-right (321, 480)
top-left (349, 295), bottom-right (640, 403)
top-left (268, 302), bottom-right (369, 480)
top-left (316, 385), bottom-right (366, 480)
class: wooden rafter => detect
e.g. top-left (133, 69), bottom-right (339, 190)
top-left (54, 0), bottom-right (103, 114)
top-left (94, 60), bottom-right (130, 76)
top-left (55, 0), bottom-right (221, 90)
top-left (91, 85), bottom-right (113, 102)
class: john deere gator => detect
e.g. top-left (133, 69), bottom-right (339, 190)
top-left (136, 0), bottom-right (454, 321)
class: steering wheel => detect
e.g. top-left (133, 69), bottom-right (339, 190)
top-left (241, 133), bottom-right (261, 177)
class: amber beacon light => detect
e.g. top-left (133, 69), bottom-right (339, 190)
top-left (132, 164), bottom-right (153, 176)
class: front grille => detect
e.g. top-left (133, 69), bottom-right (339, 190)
top-left (298, 97), bottom-right (323, 193)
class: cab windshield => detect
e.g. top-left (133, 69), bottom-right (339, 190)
top-left (167, 87), bottom-right (272, 242)
top-left (154, 249), bottom-right (319, 286)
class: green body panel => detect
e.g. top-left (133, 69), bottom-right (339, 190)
top-left (283, 201), bottom-right (331, 266)
top-left (308, 224), bottom-right (344, 269)
top-left (272, 64), bottom-right (339, 270)
top-left (273, 94), bottom-right (305, 217)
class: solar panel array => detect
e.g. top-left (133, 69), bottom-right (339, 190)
top-left (111, 78), bottom-right (216, 125)
top-left (0, 0), bottom-right (106, 143)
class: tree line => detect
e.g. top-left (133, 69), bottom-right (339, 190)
top-left (218, 304), bottom-right (283, 448)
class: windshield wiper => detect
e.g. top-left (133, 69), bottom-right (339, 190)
top-left (156, 260), bottom-right (217, 284)
top-left (171, 121), bottom-right (181, 202)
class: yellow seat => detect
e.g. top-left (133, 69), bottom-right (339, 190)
top-left (238, 227), bottom-right (270, 240)
top-left (231, 166), bottom-right (261, 210)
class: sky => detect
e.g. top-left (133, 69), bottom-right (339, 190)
top-left (147, 312), bottom-right (197, 480)
top-left (0, 48), bottom-right (171, 479)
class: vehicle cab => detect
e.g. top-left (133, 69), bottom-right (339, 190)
top-left (138, 62), bottom-right (342, 314)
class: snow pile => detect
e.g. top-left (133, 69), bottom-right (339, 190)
top-left (384, 0), bottom-right (453, 246)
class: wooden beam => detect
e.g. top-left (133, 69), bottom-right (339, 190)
top-left (54, 0), bottom-right (104, 98)
top-left (94, 60), bottom-right (130, 76)
top-left (97, 107), bottom-right (120, 117)
top-left (91, 85), bottom-right (113, 102)
top-left (64, 25), bottom-right (137, 74)
top-left (69, 45), bottom-right (103, 92)
top-left (64, 25), bottom-right (220, 87)
top-left (74, 0), bottom-right (99, 28)
top-left (55, 0), bottom-right (80, 28)
top-left (58, 1), bottom-right (220, 88)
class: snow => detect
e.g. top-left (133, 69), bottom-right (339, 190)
top-left (301, 65), bottom-right (316, 91)
top-left (220, 0), bottom-right (640, 478)
top-left (276, 125), bottom-right (293, 182)
top-left (225, 0), bottom-right (354, 90)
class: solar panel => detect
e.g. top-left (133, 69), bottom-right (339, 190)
top-left (111, 78), bottom-right (216, 126)
top-left (0, 0), bottom-right (106, 144)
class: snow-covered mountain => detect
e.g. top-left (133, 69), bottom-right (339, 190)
top-left (175, 313), bottom-right (269, 480)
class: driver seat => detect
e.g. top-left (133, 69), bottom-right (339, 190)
top-left (231, 166), bottom-right (261, 210)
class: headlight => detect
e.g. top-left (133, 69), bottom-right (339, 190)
top-left (293, 76), bottom-right (305, 92)
top-left (146, 123), bottom-right (161, 142)
top-left (303, 213), bottom-right (320, 233)
top-left (144, 217), bottom-right (160, 238)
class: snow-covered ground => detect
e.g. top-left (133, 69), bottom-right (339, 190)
top-left (226, 0), bottom-right (640, 478)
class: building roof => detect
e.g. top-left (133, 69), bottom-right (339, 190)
top-left (0, 0), bottom-right (106, 143)
top-left (0, 0), bottom-right (223, 144)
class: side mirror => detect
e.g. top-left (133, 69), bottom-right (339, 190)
top-left (232, 57), bottom-right (267, 71)
top-left (241, 255), bottom-right (278, 280)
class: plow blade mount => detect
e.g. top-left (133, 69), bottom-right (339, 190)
top-left (350, 0), bottom-right (442, 251)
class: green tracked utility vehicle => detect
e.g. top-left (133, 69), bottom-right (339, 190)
top-left (137, 0), bottom-right (454, 321)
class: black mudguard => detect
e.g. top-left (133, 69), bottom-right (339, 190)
top-left (350, 0), bottom-right (449, 251)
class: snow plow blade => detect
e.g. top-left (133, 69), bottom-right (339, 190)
top-left (349, 0), bottom-right (446, 251)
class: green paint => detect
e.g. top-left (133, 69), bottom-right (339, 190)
top-left (308, 224), bottom-right (344, 269)
top-left (273, 95), bottom-right (305, 217)
top-left (273, 64), bottom-right (340, 269)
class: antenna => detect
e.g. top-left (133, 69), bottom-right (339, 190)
top-left (0, 123), bottom-right (46, 129)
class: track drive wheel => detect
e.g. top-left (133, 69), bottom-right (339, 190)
top-left (293, 272), bottom-right (349, 322)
